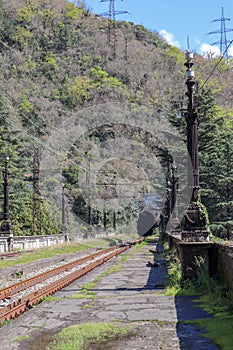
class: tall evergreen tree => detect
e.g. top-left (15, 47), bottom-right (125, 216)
top-left (201, 121), bottom-right (233, 239)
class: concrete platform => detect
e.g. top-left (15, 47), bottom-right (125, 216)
top-left (0, 242), bottom-right (218, 350)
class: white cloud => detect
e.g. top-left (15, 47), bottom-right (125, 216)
top-left (159, 29), bottom-right (180, 48)
top-left (199, 43), bottom-right (233, 57)
top-left (228, 45), bottom-right (233, 57)
top-left (199, 43), bottom-right (220, 58)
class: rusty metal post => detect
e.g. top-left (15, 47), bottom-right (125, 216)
top-left (0, 157), bottom-right (13, 250)
top-left (113, 211), bottom-right (116, 230)
top-left (103, 203), bottom-right (107, 230)
top-left (61, 183), bottom-right (68, 241)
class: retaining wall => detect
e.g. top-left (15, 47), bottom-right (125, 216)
top-left (168, 233), bottom-right (233, 291)
top-left (213, 243), bottom-right (233, 290)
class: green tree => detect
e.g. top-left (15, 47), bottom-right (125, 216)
top-left (201, 121), bottom-right (233, 239)
top-left (65, 76), bottom-right (91, 107)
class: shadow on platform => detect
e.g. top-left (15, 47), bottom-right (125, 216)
top-left (145, 243), bottom-right (218, 350)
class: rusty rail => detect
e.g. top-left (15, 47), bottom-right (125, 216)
top-left (0, 246), bottom-right (120, 300)
top-left (0, 251), bottom-right (21, 259)
top-left (0, 244), bottom-right (133, 324)
top-left (0, 250), bottom-right (34, 260)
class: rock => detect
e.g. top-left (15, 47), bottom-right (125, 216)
top-left (146, 261), bottom-right (160, 267)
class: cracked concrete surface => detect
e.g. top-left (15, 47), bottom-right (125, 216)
top-left (0, 242), bottom-right (218, 350)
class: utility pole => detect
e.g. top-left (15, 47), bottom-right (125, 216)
top-left (61, 183), bottom-right (69, 241)
top-left (103, 203), bottom-right (107, 230)
top-left (86, 157), bottom-right (92, 227)
top-left (32, 148), bottom-right (42, 236)
top-left (0, 157), bottom-right (13, 250)
top-left (100, 0), bottom-right (129, 57)
top-left (113, 211), bottom-right (116, 230)
top-left (208, 7), bottom-right (233, 57)
top-left (181, 48), bottom-right (209, 241)
top-left (124, 34), bottom-right (128, 61)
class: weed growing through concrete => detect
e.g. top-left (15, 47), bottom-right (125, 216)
top-left (13, 335), bottom-right (30, 343)
top-left (46, 322), bottom-right (130, 350)
top-left (39, 295), bottom-right (62, 303)
top-left (69, 240), bottom-right (146, 300)
top-left (69, 289), bottom-right (96, 300)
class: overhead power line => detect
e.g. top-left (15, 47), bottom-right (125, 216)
top-left (200, 38), bottom-right (233, 90)
top-left (208, 6), bottom-right (233, 57)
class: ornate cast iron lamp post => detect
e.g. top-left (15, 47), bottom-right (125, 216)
top-left (171, 161), bottom-right (179, 227)
top-left (166, 179), bottom-right (172, 221)
top-left (181, 50), bottom-right (209, 241)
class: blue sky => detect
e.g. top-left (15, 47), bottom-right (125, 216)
top-left (83, 0), bottom-right (233, 56)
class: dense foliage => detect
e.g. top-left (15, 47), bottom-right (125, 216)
top-left (0, 0), bottom-right (232, 238)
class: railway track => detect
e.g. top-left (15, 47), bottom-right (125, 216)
top-left (0, 250), bottom-right (34, 260)
top-left (0, 238), bottom-right (143, 324)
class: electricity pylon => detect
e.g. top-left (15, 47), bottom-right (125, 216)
top-left (208, 7), bottom-right (233, 57)
top-left (100, 0), bottom-right (129, 57)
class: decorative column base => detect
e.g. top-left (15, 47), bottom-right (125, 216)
top-left (0, 220), bottom-right (13, 251)
top-left (61, 224), bottom-right (69, 242)
top-left (181, 201), bottom-right (209, 242)
top-left (181, 230), bottom-right (209, 242)
top-left (0, 220), bottom-right (13, 236)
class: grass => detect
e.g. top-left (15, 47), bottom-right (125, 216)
top-left (46, 322), bottom-right (130, 350)
top-left (70, 291), bottom-right (96, 299)
top-left (0, 319), bottom-right (10, 327)
top-left (39, 295), bottom-right (63, 303)
top-left (69, 262), bottom-right (123, 300)
top-left (118, 240), bottom-right (147, 263)
top-left (0, 234), bottom-right (138, 269)
top-left (45, 239), bottom-right (155, 349)
top-left (69, 263), bottom-right (125, 300)
top-left (69, 240), bottom-right (146, 300)
top-left (0, 242), bottom-right (90, 268)
top-left (80, 234), bottom-right (138, 249)
top-left (192, 313), bottom-right (233, 350)
top-left (163, 243), bottom-right (233, 350)
top-left (165, 255), bottom-right (199, 297)
top-left (192, 287), bottom-right (233, 349)
top-left (13, 335), bottom-right (30, 342)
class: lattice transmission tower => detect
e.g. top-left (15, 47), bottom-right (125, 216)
top-left (100, 0), bottom-right (129, 57)
top-left (208, 7), bottom-right (233, 57)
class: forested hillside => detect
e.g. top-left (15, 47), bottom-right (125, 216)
top-left (0, 0), bottom-right (232, 238)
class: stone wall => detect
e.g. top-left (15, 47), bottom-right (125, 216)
top-left (168, 233), bottom-right (233, 291)
top-left (213, 243), bottom-right (233, 290)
